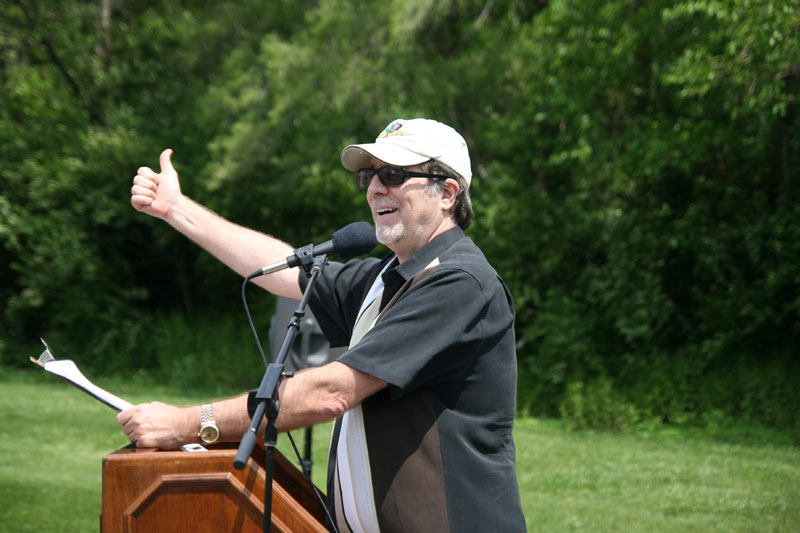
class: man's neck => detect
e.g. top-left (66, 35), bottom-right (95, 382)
top-left (392, 218), bottom-right (457, 263)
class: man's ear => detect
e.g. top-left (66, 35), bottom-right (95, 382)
top-left (440, 178), bottom-right (460, 212)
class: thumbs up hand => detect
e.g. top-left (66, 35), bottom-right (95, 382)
top-left (131, 149), bottom-right (183, 220)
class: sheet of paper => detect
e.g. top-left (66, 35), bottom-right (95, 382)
top-left (41, 359), bottom-right (133, 411)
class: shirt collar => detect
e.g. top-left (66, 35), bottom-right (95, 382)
top-left (387, 226), bottom-right (465, 282)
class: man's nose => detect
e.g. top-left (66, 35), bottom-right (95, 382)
top-left (367, 173), bottom-right (388, 195)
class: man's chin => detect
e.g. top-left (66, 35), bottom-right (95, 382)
top-left (376, 222), bottom-right (405, 246)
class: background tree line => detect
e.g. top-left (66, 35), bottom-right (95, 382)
top-left (2, 0), bottom-right (798, 433)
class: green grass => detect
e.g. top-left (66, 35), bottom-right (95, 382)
top-left (1, 368), bottom-right (798, 532)
top-left (515, 418), bottom-right (800, 531)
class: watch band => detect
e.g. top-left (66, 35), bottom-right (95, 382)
top-left (201, 403), bottom-right (215, 426)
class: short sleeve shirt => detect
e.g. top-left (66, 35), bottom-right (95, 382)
top-left (300, 227), bottom-right (526, 532)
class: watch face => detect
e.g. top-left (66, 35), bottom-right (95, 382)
top-left (199, 425), bottom-right (219, 443)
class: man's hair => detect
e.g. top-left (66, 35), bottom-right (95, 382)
top-left (422, 160), bottom-right (473, 230)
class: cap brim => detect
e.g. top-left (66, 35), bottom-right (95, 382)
top-left (341, 143), bottom-right (430, 171)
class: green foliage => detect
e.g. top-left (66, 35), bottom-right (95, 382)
top-left (1, 0), bottom-right (799, 429)
top-left (476, 0), bottom-right (800, 428)
top-left (148, 310), bottom-right (275, 393)
top-left (560, 377), bottom-right (640, 432)
top-left (0, 1), bottom-right (281, 370)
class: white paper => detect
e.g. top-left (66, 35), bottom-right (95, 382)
top-left (41, 359), bottom-right (133, 411)
top-left (180, 443), bottom-right (208, 452)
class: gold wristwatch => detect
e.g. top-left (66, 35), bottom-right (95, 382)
top-left (198, 403), bottom-right (219, 444)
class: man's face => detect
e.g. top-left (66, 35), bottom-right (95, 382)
top-left (364, 160), bottom-right (455, 262)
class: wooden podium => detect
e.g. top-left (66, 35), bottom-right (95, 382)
top-left (100, 442), bottom-right (328, 532)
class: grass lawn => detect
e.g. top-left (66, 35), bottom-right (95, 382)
top-left (515, 417), bottom-right (799, 531)
top-left (1, 368), bottom-right (798, 532)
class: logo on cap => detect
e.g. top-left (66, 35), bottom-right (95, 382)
top-left (378, 120), bottom-right (408, 138)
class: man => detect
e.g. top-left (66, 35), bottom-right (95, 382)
top-left (121, 118), bottom-right (526, 532)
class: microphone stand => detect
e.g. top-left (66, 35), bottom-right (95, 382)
top-left (234, 250), bottom-right (328, 533)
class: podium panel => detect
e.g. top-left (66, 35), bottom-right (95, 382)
top-left (100, 442), bottom-right (327, 533)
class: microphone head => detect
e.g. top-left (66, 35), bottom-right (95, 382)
top-left (332, 221), bottom-right (377, 259)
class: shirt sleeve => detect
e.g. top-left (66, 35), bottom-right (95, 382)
top-left (299, 256), bottom-right (383, 348)
top-left (338, 266), bottom-right (501, 398)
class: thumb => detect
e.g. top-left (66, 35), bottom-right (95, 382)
top-left (159, 148), bottom-right (175, 175)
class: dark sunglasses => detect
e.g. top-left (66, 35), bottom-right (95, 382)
top-left (356, 166), bottom-right (446, 191)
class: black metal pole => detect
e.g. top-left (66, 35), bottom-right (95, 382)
top-left (302, 426), bottom-right (313, 478)
top-left (263, 400), bottom-right (279, 533)
top-left (234, 255), bottom-right (327, 532)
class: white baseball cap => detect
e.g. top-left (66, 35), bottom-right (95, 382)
top-left (341, 118), bottom-right (472, 186)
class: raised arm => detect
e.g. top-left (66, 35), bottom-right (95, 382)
top-left (130, 149), bottom-right (302, 300)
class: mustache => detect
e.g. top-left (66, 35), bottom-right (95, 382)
top-left (370, 200), bottom-right (400, 210)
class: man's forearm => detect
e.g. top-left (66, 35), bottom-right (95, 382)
top-left (119, 362), bottom-right (387, 449)
top-left (165, 195), bottom-right (302, 300)
top-left (275, 362), bottom-right (388, 432)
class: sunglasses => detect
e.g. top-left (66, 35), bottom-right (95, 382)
top-left (356, 166), bottom-right (445, 191)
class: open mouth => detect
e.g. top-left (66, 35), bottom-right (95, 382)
top-left (376, 207), bottom-right (398, 217)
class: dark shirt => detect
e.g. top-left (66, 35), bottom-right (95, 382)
top-left (300, 226), bottom-right (526, 532)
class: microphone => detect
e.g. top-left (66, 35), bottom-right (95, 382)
top-left (248, 221), bottom-right (376, 279)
